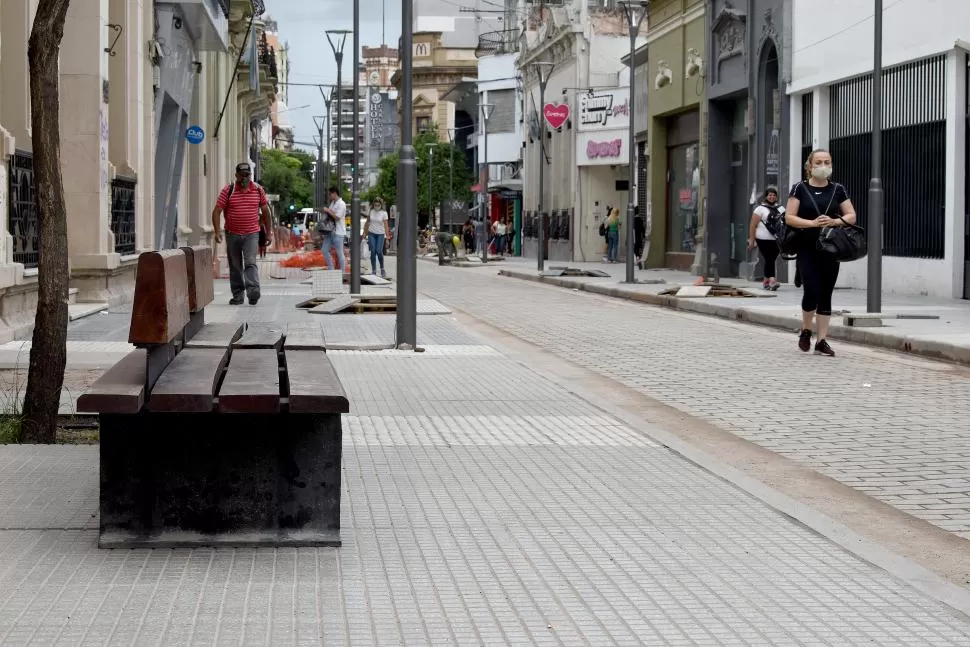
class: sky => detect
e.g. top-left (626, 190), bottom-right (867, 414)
top-left (267, 0), bottom-right (403, 156)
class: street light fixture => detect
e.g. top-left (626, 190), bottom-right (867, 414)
top-left (325, 29), bottom-right (350, 190)
top-left (868, 0), bottom-right (884, 313)
top-left (396, 0), bottom-right (417, 347)
top-left (350, 0), bottom-right (362, 293)
top-left (530, 61), bottom-right (555, 272)
top-left (480, 102), bottom-right (494, 263)
top-left (619, 0), bottom-right (648, 284)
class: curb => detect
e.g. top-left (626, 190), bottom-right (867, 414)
top-left (498, 269), bottom-right (970, 367)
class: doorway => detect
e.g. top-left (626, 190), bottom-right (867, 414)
top-left (729, 141), bottom-right (749, 276)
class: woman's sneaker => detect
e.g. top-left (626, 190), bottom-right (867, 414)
top-left (798, 329), bottom-right (812, 352)
top-left (815, 339), bottom-right (835, 357)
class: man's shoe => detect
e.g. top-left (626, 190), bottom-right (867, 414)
top-left (815, 339), bottom-right (835, 357)
top-left (798, 329), bottom-right (812, 353)
top-left (229, 296), bottom-right (244, 305)
top-left (248, 295), bottom-right (259, 305)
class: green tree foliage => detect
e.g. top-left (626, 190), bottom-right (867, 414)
top-left (260, 148), bottom-right (313, 211)
top-left (368, 130), bottom-right (474, 221)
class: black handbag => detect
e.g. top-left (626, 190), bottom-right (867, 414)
top-left (802, 182), bottom-right (868, 262)
top-left (818, 218), bottom-right (868, 261)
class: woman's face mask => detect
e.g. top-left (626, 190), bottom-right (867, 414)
top-left (811, 166), bottom-right (833, 180)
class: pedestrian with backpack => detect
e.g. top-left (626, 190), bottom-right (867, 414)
top-left (748, 186), bottom-right (784, 291)
top-left (212, 162), bottom-right (272, 305)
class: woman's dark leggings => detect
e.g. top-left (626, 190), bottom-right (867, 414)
top-left (797, 250), bottom-right (840, 316)
top-left (755, 239), bottom-right (779, 279)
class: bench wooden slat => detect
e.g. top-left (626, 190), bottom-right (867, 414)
top-left (147, 348), bottom-right (230, 412)
top-left (77, 349), bottom-right (146, 413)
top-left (217, 349), bottom-right (281, 412)
top-left (284, 321), bottom-right (326, 350)
top-left (185, 322), bottom-right (246, 348)
top-left (285, 351), bottom-right (349, 413)
top-left (232, 322), bottom-right (284, 349)
top-left (129, 250), bottom-right (190, 345)
top-left (180, 245), bottom-right (214, 313)
top-left (309, 296), bottom-right (358, 314)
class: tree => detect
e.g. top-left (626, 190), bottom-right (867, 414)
top-left (260, 148), bottom-right (313, 211)
top-left (21, 0), bottom-right (72, 443)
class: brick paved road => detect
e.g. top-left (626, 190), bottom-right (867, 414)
top-left (417, 264), bottom-right (970, 540)
top-left (3, 332), bottom-right (970, 644)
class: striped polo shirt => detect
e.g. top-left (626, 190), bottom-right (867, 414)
top-left (217, 182), bottom-right (267, 235)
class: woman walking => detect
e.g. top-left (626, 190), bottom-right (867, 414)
top-left (748, 186), bottom-right (783, 290)
top-left (365, 198), bottom-right (391, 278)
top-left (784, 149), bottom-right (857, 357)
top-left (605, 208), bottom-right (621, 263)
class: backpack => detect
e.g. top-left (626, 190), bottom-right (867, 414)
top-left (760, 201), bottom-right (797, 258)
top-left (598, 222), bottom-right (607, 237)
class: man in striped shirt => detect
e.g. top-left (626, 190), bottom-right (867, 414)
top-left (211, 162), bottom-right (272, 305)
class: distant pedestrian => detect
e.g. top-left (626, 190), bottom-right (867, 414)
top-left (365, 197), bottom-right (390, 278)
top-left (749, 186), bottom-right (783, 291)
top-left (634, 207), bottom-right (646, 269)
top-left (784, 149), bottom-right (857, 357)
top-left (211, 162), bottom-right (272, 306)
top-left (605, 208), bottom-right (621, 263)
top-left (492, 218), bottom-right (507, 257)
top-left (320, 187), bottom-right (347, 271)
top-left (462, 219), bottom-right (476, 253)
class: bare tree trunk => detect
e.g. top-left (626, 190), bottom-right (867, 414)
top-left (20, 0), bottom-right (73, 443)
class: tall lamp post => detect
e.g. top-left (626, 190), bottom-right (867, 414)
top-left (319, 85), bottom-right (334, 191)
top-left (867, 0), bottom-right (884, 313)
top-left (619, 0), bottom-right (648, 284)
top-left (350, 0), bottom-right (362, 293)
top-left (479, 102), bottom-right (494, 263)
top-left (531, 61), bottom-right (555, 272)
top-left (326, 30), bottom-right (349, 190)
top-left (313, 115), bottom-right (326, 207)
top-left (425, 144), bottom-right (435, 229)
top-left (396, 0), bottom-right (417, 347)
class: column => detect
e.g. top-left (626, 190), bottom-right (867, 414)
top-left (138, 0), bottom-right (154, 252)
top-left (811, 85), bottom-right (830, 151)
top-left (60, 0), bottom-right (119, 283)
top-left (945, 48), bottom-right (966, 298)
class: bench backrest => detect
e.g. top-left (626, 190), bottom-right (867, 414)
top-left (181, 245), bottom-right (214, 313)
top-left (128, 250), bottom-right (191, 345)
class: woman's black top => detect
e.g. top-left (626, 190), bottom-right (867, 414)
top-left (788, 181), bottom-right (849, 251)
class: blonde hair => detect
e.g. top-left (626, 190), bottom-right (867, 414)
top-left (607, 208), bottom-right (620, 224)
top-left (804, 148), bottom-right (830, 181)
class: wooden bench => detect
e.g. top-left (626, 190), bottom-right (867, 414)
top-left (77, 246), bottom-right (348, 549)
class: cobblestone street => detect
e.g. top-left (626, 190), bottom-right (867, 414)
top-left (2, 286), bottom-right (970, 643)
top-left (417, 264), bottom-right (970, 541)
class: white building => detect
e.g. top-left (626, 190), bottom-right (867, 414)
top-left (788, 0), bottom-right (968, 299)
top-left (519, 2), bottom-right (643, 262)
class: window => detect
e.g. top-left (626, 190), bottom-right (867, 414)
top-left (416, 116), bottom-right (431, 133)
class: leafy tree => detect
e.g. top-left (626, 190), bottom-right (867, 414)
top-left (21, 0), bottom-right (72, 443)
top-left (369, 129), bottom-right (474, 227)
top-left (260, 148), bottom-right (313, 211)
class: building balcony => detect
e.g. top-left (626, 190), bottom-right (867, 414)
top-left (172, 0), bottom-right (229, 51)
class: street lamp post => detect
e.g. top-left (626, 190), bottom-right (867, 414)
top-left (480, 102), bottom-right (494, 263)
top-left (427, 145), bottom-right (435, 229)
top-left (867, 0), bottom-right (883, 313)
top-left (396, 0), bottom-right (417, 347)
top-left (319, 85), bottom-right (334, 199)
top-left (531, 61), bottom-right (555, 272)
top-left (326, 30), bottom-right (349, 191)
top-left (350, 0), bottom-right (362, 293)
top-left (619, 1), bottom-right (648, 284)
top-left (313, 116), bottom-right (325, 208)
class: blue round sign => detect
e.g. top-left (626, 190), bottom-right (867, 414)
top-left (185, 125), bottom-right (205, 144)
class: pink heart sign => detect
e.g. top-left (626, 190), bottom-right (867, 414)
top-left (543, 103), bottom-right (569, 130)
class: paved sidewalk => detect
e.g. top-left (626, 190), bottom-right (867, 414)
top-left (498, 258), bottom-right (970, 365)
top-left (2, 314), bottom-right (970, 644)
top-left (416, 262), bottom-right (970, 544)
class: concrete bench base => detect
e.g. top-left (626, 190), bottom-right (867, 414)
top-left (99, 412), bottom-right (342, 548)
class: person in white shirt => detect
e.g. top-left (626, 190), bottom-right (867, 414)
top-left (364, 197), bottom-right (391, 278)
top-left (748, 185), bottom-right (782, 290)
top-left (320, 186), bottom-right (347, 271)
top-left (492, 218), bottom-right (508, 256)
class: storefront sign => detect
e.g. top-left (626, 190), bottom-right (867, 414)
top-left (543, 103), bottom-right (569, 129)
top-left (578, 87), bottom-right (630, 132)
top-left (586, 138), bottom-right (622, 159)
top-left (576, 131), bottom-right (627, 166)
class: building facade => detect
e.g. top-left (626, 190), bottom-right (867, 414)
top-left (519, 2), bottom-right (643, 263)
top-left (390, 32), bottom-right (478, 142)
top-left (0, 0), bottom-right (276, 342)
top-left (363, 45), bottom-right (398, 91)
top-left (706, 0), bottom-right (789, 279)
top-left (644, 0), bottom-right (706, 271)
top-left (788, 0), bottom-right (968, 298)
